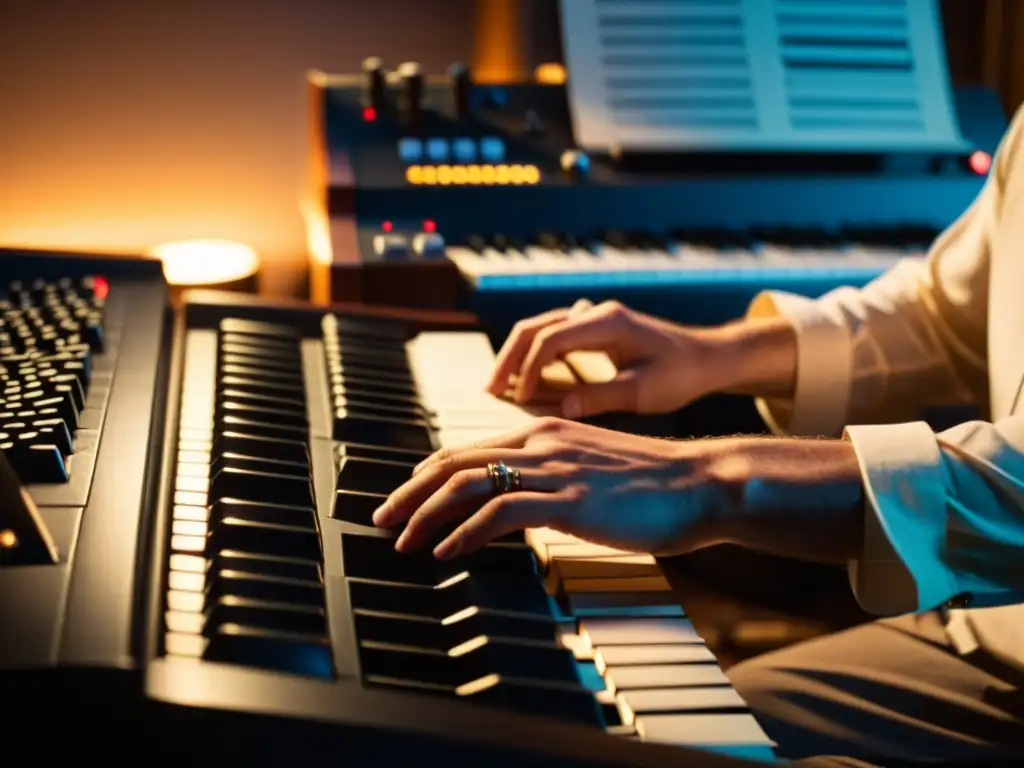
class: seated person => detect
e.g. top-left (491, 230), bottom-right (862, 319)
top-left (372, 104), bottom-right (1024, 765)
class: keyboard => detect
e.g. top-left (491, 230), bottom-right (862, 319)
top-left (442, 225), bottom-right (937, 291)
top-left (1, 254), bottom-right (776, 766)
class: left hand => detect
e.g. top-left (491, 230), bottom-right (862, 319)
top-left (371, 417), bottom-right (731, 560)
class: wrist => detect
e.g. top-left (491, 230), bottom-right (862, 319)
top-left (703, 436), bottom-right (866, 564)
top-left (710, 316), bottom-right (798, 399)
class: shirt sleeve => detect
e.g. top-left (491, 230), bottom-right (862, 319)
top-left (745, 104), bottom-right (1024, 614)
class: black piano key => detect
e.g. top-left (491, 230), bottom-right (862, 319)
top-left (219, 318), bottom-right (302, 341)
top-left (331, 374), bottom-right (417, 399)
top-left (336, 442), bottom-right (429, 465)
top-left (208, 466), bottom-right (313, 506)
top-left (216, 401), bottom-right (308, 431)
top-left (1, 436), bottom-right (68, 483)
top-left (328, 359), bottom-right (414, 386)
top-left (333, 394), bottom-right (423, 421)
top-left (208, 517), bottom-right (321, 561)
top-left (210, 498), bottom-right (317, 531)
top-left (211, 452), bottom-right (309, 479)
top-left (346, 575), bottom-right (550, 619)
top-left (451, 637), bottom-right (579, 684)
top-left (322, 314), bottom-right (409, 343)
top-left (207, 569), bottom-right (325, 607)
top-left (336, 456), bottom-right (413, 494)
top-left (220, 375), bottom-right (306, 399)
top-left (354, 608), bottom-right (560, 649)
top-left (358, 643), bottom-right (460, 686)
top-left (207, 597), bottom-right (328, 636)
top-left (213, 551), bottom-right (321, 582)
top-left (219, 415), bottom-right (307, 443)
top-left (220, 353), bottom-right (301, 375)
top-left (332, 408), bottom-right (433, 452)
top-left (217, 387), bottom-right (305, 414)
top-left (213, 432), bottom-right (309, 465)
top-left (220, 364), bottom-right (303, 386)
top-left (332, 489), bottom-right (385, 526)
top-left (459, 676), bottom-right (605, 727)
top-left (204, 625), bottom-right (334, 678)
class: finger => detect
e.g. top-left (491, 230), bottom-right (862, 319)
top-left (515, 306), bottom-right (628, 403)
top-left (562, 369), bottom-right (641, 419)
top-left (487, 307), bottom-right (572, 395)
top-left (375, 445), bottom-right (533, 527)
top-left (410, 424), bottom-right (537, 477)
top-left (394, 468), bottom-right (565, 553)
top-left (433, 490), bottom-right (574, 559)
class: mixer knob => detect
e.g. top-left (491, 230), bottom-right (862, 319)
top-left (560, 149), bottom-right (591, 180)
top-left (372, 234), bottom-right (410, 261)
top-left (362, 56), bottom-right (386, 110)
top-left (448, 62), bottom-right (473, 121)
top-left (397, 61), bottom-right (425, 125)
top-left (412, 233), bottom-right (446, 260)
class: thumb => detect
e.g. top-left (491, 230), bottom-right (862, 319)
top-left (560, 373), bottom-right (639, 419)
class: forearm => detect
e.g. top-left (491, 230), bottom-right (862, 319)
top-left (708, 315), bottom-right (799, 401)
top-left (703, 436), bottom-right (866, 564)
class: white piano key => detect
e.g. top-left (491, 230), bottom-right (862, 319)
top-left (561, 575), bottom-right (671, 594)
top-left (580, 617), bottom-right (702, 650)
top-left (594, 644), bottom-right (715, 674)
top-left (634, 713), bottom-right (775, 753)
top-left (569, 594), bottom-right (684, 619)
top-left (554, 554), bottom-right (660, 579)
top-left (616, 687), bottom-right (747, 726)
top-left (604, 664), bottom-right (729, 694)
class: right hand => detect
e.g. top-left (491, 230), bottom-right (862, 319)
top-left (486, 300), bottom-right (729, 419)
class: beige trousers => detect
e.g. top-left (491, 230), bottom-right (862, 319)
top-left (725, 611), bottom-right (1024, 765)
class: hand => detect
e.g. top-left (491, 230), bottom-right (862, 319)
top-left (371, 417), bottom-right (731, 560)
top-left (486, 299), bottom-right (729, 419)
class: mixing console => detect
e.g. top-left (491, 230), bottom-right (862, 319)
top-left (307, 63), bottom-right (1005, 336)
top-left (1, 251), bottom-right (774, 766)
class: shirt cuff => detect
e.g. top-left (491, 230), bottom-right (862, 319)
top-left (843, 421), bottom-right (960, 615)
top-left (745, 291), bottom-right (853, 437)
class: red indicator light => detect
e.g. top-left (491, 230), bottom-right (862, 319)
top-left (968, 150), bottom-right (991, 175)
top-left (362, 106), bottom-right (377, 122)
top-left (422, 219), bottom-right (437, 233)
top-left (93, 276), bottom-right (109, 300)
top-left (382, 220), bottom-right (393, 232)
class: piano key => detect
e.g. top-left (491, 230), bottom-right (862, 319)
top-left (332, 489), bottom-right (385, 526)
top-left (213, 432), bottom-right (309, 465)
top-left (208, 517), bottom-right (321, 561)
top-left (603, 664), bottom-right (729, 695)
top-left (208, 466), bottom-right (314, 507)
top-left (206, 598), bottom-right (328, 636)
top-left (579, 617), bottom-right (702, 650)
top-left (336, 456), bottom-right (413, 494)
top-left (456, 674), bottom-right (606, 727)
top-left (207, 569), bottom-right (325, 607)
top-left (355, 608), bottom-right (560, 649)
top-left (346, 573), bottom-right (551, 619)
top-left (567, 591), bottom-right (683, 619)
top-left (594, 644), bottom-right (715, 674)
top-left (336, 441), bottom-right (430, 465)
top-left (616, 687), bottom-right (746, 726)
top-left (332, 408), bottom-right (434, 452)
top-left (634, 713), bottom-right (775, 758)
top-left (204, 624), bottom-right (334, 678)
top-left (560, 576), bottom-right (671, 594)
top-left (211, 452), bottom-right (309, 478)
top-left (214, 551), bottom-right (321, 582)
top-left (554, 554), bottom-right (660, 580)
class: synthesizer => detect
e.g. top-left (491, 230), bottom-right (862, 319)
top-left (307, 62), bottom-right (1006, 337)
top-left (1, 250), bottom-right (775, 766)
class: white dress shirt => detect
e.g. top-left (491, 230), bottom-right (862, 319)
top-left (746, 103), bottom-right (1024, 670)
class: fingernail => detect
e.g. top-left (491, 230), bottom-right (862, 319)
top-left (562, 395), bottom-right (581, 419)
top-left (411, 461), bottom-right (426, 476)
top-left (433, 535), bottom-right (461, 561)
top-left (394, 530), bottom-right (410, 552)
top-left (372, 505), bottom-right (390, 526)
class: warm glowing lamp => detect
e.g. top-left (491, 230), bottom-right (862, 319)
top-left (147, 239), bottom-right (261, 298)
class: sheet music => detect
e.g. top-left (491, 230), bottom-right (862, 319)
top-left (560, 0), bottom-right (968, 153)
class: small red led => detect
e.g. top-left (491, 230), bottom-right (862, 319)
top-left (362, 106), bottom-right (377, 122)
top-left (422, 219), bottom-right (437, 233)
top-left (968, 150), bottom-right (991, 176)
top-left (93, 276), bottom-right (110, 300)
top-left (381, 220), bottom-right (393, 232)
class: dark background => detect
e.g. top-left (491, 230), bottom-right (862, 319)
top-left (0, 0), bottom-right (1020, 296)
